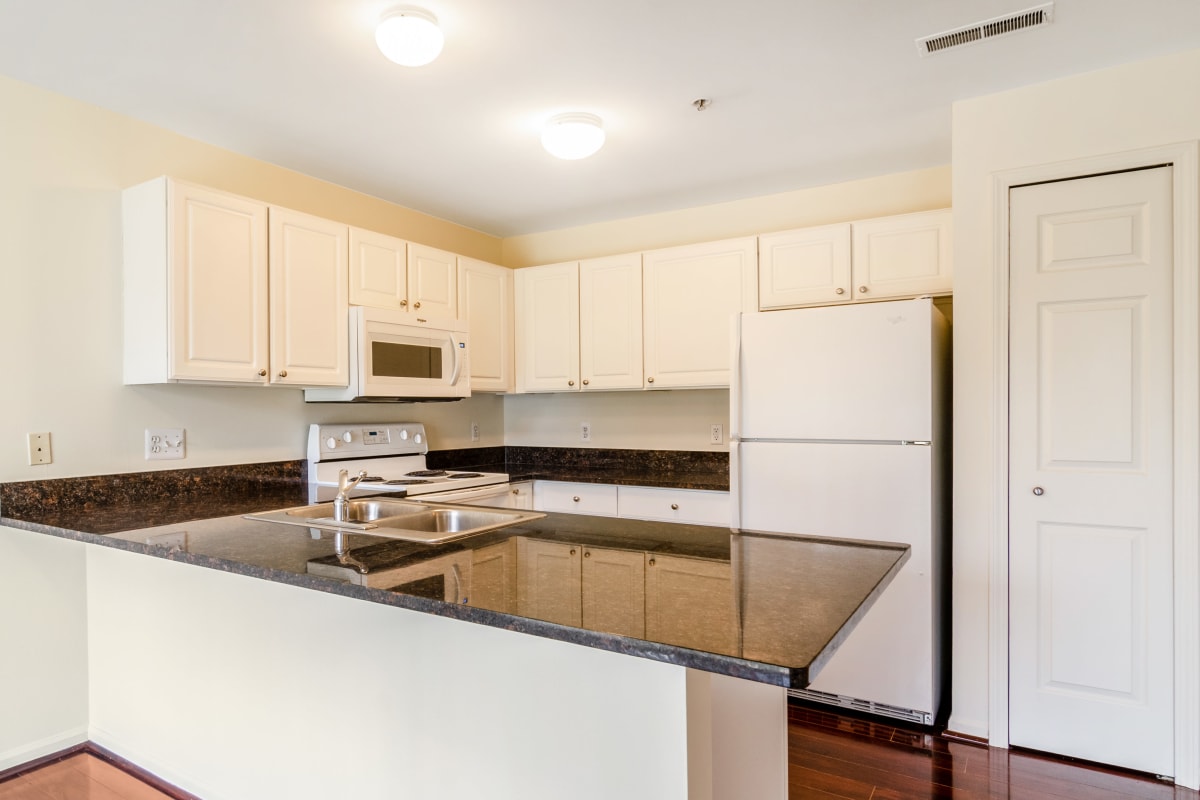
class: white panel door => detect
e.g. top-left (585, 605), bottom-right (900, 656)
top-left (168, 182), bottom-right (269, 383)
top-left (267, 207), bottom-right (348, 386)
top-left (735, 299), bottom-right (935, 441)
top-left (579, 253), bottom-right (642, 391)
top-left (458, 257), bottom-right (514, 392)
top-left (348, 227), bottom-right (407, 310)
top-left (515, 263), bottom-right (580, 393)
top-left (406, 243), bottom-right (458, 318)
top-left (1009, 167), bottom-right (1173, 776)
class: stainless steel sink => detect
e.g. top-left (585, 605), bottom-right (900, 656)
top-left (244, 498), bottom-right (544, 544)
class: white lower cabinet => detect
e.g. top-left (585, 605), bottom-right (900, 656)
top-left (644, 554), bottom-right (735, 654)
top-left (471, 538), bottom-right (517, 613)
top-left (533, 481), bottom-right (618, 516)
top-left (516, 538), bottom-right (583, 626)
top-left (616, 486), bottom-right (730, 526)
top-left (581, 546), bottom-right (646, 638)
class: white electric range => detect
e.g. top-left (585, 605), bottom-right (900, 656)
top-left (307, 422), bottom-right (509, 504)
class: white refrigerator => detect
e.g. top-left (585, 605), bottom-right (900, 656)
top-left (731, 297), bottom-right (949, 725)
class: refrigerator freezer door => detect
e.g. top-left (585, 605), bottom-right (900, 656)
top-left (736, 298), bottom-right (934, 442)
top-left (737, 440), bottom-right (936, 716)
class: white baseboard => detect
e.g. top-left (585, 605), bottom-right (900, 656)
top-left (0, 726), bottom-right (88, 771)
top-left (88, 725), bottom-right (215, 800)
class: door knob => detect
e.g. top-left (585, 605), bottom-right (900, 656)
top-left (1032, 486), bottom-right (1045, 496)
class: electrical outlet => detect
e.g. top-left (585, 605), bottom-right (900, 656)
top-left (581, 422), bottom-right (591, 442)
top-left (710, 424), bottom-right (724, 444)
top-left (470, 421), bottom-right (480, 442)
top-left (146, 428), bottom-right (186, 460)
top-left (26, 432), bottom-right (52, 465)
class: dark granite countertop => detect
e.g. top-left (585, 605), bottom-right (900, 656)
top-left (0, 488), bottom-right (905, 689)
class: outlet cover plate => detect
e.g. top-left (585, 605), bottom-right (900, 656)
top-left (27, 432), bottom-right (52, 465)
top-left (146, 428), bottom-right (185, 460)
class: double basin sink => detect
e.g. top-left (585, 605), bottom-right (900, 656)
top-left (246, 498), bottom-right (544, 545)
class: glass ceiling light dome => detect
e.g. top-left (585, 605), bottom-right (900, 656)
top-left (376, 7), bottom-right (444, 67)
top-left (541, 113), bottom-right (606, 160)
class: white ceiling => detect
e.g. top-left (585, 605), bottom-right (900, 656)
top-left (2, 1), bottom-right (1199, 237)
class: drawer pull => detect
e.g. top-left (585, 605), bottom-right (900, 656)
top-left (570, 549), bottom-right (576, 556)
top-left (584, 551), bottom-right (591, 558)
top-left (670, 503), bottom-right (679, 510)
top-left (572, 496), bottom-right (580, 502)
top-left (648, 558), bottom-right (656, 566)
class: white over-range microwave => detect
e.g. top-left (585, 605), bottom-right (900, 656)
top-left (305, 306), bottom-right (470, 402)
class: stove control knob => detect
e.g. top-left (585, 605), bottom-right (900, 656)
top-left (342, 431), bottom-right (353, 444)
top-left (415, 433), bottom-right (423, 444)
top-left (399, 429), bottom-right (409, 441)
top-left (325, 437), bottom-right (338, 450)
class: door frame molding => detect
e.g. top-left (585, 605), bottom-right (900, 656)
top-left (989, 141), bottom-right (1200, 787)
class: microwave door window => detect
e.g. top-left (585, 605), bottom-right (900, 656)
top-left (371, 340), bottom-right (443, 379)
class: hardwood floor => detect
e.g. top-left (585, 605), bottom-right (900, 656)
top-left (789, 703), bottom-right (1199, 799)
top-left (2, 707), bottom-right (1195, 799)
top-left (0, 753), bottom-right (172, 800)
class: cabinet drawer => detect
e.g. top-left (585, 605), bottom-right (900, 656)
top-left (617, 486), bottom-right (730, 526)
top-left (533, 481), bottom-right (618, 516)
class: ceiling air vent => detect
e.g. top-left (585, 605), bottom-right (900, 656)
top-left (916, 2), bottom-right (1054, 56)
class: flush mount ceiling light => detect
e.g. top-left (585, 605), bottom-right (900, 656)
top-left (375, 7), bottom-right (444, 67)
top-left (541, 113), bottom-right (606, 160)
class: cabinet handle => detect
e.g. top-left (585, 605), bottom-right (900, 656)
top-left (648, 558), bottom-right (656, 567)
top-left (584, 551), bottom-right (591, 558)
top-left (258, 369), bottom-right (267, 377)
top-left (568, 380), bottom-right (575, 387)
top-left (835, 288), bottom-right (845, 295)
top-left (670, 503), bottom-right (679, 510)
top-left (647, 377), bottom-right (654, 384)
top-left (859, 286), bottom-right (868, 293)
top-left (1033, 486), bottom-right (1045, 496)
top-left (512, 489), bottom-right (519, 495)
top-left (572, 496), bottom-right (580, 502)
top-left (414, 301), bottom-right (421, 309)
top-left (570, 549), bottom-right (576, 556)
top-left (399, 299), bottom-right (408, 307)
top-left (582, 379), bottom-right (589, 386)
top-left (278, 370), bottom-right (288, 378)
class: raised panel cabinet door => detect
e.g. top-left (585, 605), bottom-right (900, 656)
top-left (579, 253), bottom-right (643, 390)
top-left (643, 237), bottom-right (758, 388)
top-left (407, 243), bottom-right (458, 318)
top-left (348, 227), bottom-right (407, 309)
top-left (581, 546), bottom-right (646, 638)
top-left (471, 539), bottom-right (517, 613)
top-left (458, 257), bottom-right (514, 392)
top-left (850, 209), bottom-right (952, 300)
top-left (757, 223), bottom-right (852, 309)
top-left (644, 554), bottom-right (735, 654)
top-left (515, 537), bottom-right (582, 627)
top-left (168, 180), bottom-right (269, 383)
top-left (268, 207), bottom-right (349, 386)
top-left (515, 262), bottom-right (580, 392)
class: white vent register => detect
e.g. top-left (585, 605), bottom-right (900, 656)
top-left (916, 2), bottom-right (1054, 56)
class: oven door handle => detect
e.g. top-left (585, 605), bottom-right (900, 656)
top-left (448, 333), bottom-right (464, 386)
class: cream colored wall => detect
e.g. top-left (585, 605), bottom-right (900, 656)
top-left (0, 74), bottom-right (504, 483)
top-left (0, 527), bottom-right (89, 769)
top-left (950, 48), bottom-right (1200, 739)
top-left (500, 166), bottom-right (951, 268)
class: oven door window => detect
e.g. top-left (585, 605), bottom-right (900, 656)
top-left (371, 340), bottom-right (443, 380)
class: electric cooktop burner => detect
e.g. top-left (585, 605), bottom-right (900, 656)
top-left (382, 479), bottom-right (433, 486)
top-left (446, 472), bottom-right (484, 479)
top-left (405, 469), bottom-right (448, 478)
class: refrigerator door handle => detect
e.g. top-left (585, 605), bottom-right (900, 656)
top-left (729, 313), bottom-right (742, 441)
top-left (729, 439), bottom-right (741, 530)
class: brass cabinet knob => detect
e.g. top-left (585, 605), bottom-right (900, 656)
top-left (671, 503), bottom-right (679, 510)
top-left (859, 286), bottom-right (869, 293)
top-left (835, 288), bottom-right (845, 295)
top-left (582, 379), bottom-right (589, 386)
top-left (648, 558), bottom-right (656, 566)
top-left (572, 496), bottom-right (580, 502)
top-left (414, 301), bottom-right (421, 309)
top-left (278, 370), bottom-right (288, 378)
top-left (647, 377), bottom-right (654, 384)
top-left (569, 549), bottom-right (576, 556)
top-left (258, 369), bottom-right (267, 377)
top-left (568, 380), bottom-right (575, 387)
top-left (399, 299), bottom-right (408, 307)
top-left (584, 551), bottom-right (591, 559)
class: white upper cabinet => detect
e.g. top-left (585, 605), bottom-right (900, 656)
top-left (642, 237), bottom-right (758, 389)
top-left (348, 227), bottom-right (406, 310)
top-left (515, 262), bottom-right (580, 392)
top-left (348, 232), bottom-right (458, 318)
top-left (579, 253), bottom-right (643, 391)
top-left (123, 177), bottom-right (347, 388)
top-left (267, 207), bottom-right (349, 387)
top-left (458, 257), bottom-right (514, 392)
top-left (851, 209), bottom-right (952, 301)
top-left (407, 243), bottom-right (458, 318)
top-left (758, 223), bottom-right (852, 309)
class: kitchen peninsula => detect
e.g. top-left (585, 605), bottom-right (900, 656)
top-left (1, 474), bottom-right (907, 800)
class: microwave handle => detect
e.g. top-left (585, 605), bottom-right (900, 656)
top-left (449, 334), bottom-right (464, 386)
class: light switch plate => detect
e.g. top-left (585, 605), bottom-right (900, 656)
top-left (146, 428), bottom-right (185, 460)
